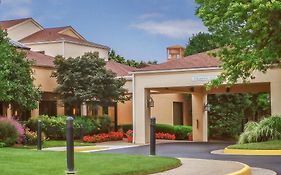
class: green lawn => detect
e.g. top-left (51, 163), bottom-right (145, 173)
top-left (0, 148), bottom-right (181, 175)
top-left (227, 140), bottom-right (281, 150)
top-left (19, 140), bottom-right (95, 149)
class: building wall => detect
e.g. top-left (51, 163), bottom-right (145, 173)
top-left (64, 42), bottom-right (108, 60)
top-left (7, 20), bottom-right (42, 41)
top-left (132, 68), bottom-right (281, 143)
top-left (151, 94), bottom-right (190, 125)
top-left (32, 66), bottom-right (57, 92)
top-left (117, 100), bottom-right (132, 125)
top-left (26, 42), bottom-right (64, 58)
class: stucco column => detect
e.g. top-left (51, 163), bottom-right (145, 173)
top-left (31, 102), bottom-right (40, 118)
top-left (271, 82), bottom-right (281, 115)
top-left (81, 102), bottom-right (87, 116)
top-left (57, 100), bottom-right (65, 116)
top-left (7, 104), bottom-right (12, 118)
top-left (192, 92), bottom-right (208, 142)
top-left (133, 88), bottom-right (151, 144)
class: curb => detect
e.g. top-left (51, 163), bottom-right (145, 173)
top-left (224, 148), bottom-right (281, 155)
top-left (226, 162), bottom-right (251, 175)
top-left (74, 146), bottom-right (108, 152)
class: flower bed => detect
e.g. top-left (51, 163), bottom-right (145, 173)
top-left (155, 132), bottom-right (176, 140)
top-left (83, 132), bottom-right (124, 143)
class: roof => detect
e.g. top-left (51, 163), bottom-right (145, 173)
top-left (105, 60), bottom-right (136, 76)
top-left (0, 18), bottom-right (31, 29)
top-left (136, 51), bottom-right (221, 72)
top-left (19, 26), bottom-right (110, 50)
top-left (9, 40), bottom-right (30, 49)
top-left (23, 50), bottom-right (55, 68)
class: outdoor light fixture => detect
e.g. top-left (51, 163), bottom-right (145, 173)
top-left (203, 103), bottom-right (211, 112)
top-left (147, 96), bottom-right (155, 108)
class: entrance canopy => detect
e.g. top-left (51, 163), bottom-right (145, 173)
top-left (131, 52), bottom-right (281, 144)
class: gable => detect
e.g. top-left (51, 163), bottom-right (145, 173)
top-left (58, 27), bottom-right (86, 40)
top-left (7, 19), bottom-right (43, 41)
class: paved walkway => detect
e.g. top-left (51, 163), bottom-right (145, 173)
top-left (152, 158), bottom-right (276, 175)
top-left (99, 142), bottom-right (281, 174)
top-left (43, 141), bottom-right (140, 152)
top-left (153, 158), bottom-right (245, 175)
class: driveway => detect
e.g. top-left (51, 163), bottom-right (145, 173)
top-left (98, 142), bottom-right (281, 174)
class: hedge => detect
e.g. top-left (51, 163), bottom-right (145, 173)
top-left (120, 124), bottom-right (192, 140)
top-left (25, 115), bottom-right (112, 140)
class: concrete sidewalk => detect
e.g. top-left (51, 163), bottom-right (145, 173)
top-left (153, 158), bottom-right (276, 175)
top-left (43, 141), bottom-right (141, 152)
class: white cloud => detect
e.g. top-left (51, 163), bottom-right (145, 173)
top-left (138, 13), bottom-right (164, 20)
top-left (131, 19), bottom-right (208, 39)
top-left (0, 0), bottom-right (32, 18)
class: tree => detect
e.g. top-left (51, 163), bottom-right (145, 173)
top-left (0, 29), bottom-right (40, 112)
top-left (109, 50), bottom-right (157, 68)
top-left (184, 32), bottom-right (218, 56)
top-left (53, 52), bottom-right (127, 108)
top-left (196, 0), bottom-right (281, 85)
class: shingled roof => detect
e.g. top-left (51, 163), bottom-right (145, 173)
top-left (19, 26), bottom-right (109, 50)
top-left (105, 60), bottom-right (136, 76)
top-left (136, 51), bottom-right (221, 72)
top-left (0, 18), bottom-right (31, 29)
top-left (24, 50), bottom-right (55, 68)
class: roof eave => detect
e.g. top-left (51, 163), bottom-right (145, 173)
top-left (130, 67), bottom-right (221, 75)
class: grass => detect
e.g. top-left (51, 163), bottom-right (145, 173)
top-left (18, 140), bottom-right (95, 149)
top-left (227, 140), bottom-right (281, 150)
top-left (0, 148), bottom-right (181, 175)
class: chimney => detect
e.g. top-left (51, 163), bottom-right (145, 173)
top-left (167, 45), bottom-right (185, 61)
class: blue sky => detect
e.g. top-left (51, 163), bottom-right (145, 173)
top-left (0, 0), bottom-right (207, 63)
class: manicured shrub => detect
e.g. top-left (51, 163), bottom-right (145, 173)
top-left (238, 115), bottom-right (281, 144)
top-left (156, 124), bottom-right (175, 134)
top-left (156, 124), bottom-right (192, 140)
top-left (96, 115), bottom-right (112, 133)
top-left (173, 125), bottom-right (192, 140)
top-left (120, 124), bottom-right (192, 140)
top-left (0, 118), bottom-right (18, 146)
top-left (24, 128), bottom-right (46, 145)
top-left (25, 115), bottom-right (112, 140)
top-left (120, 124), bottom-right (133, 133)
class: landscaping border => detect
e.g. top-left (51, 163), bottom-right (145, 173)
top-left (224, 148), bottom-right (281, 155)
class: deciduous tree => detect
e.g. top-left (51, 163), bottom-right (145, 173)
top-left (0, 29), bottom-right (40, 111)
top-left (196, 0), bottom-right (281, 85)
top-left (184, 32), bottom-right (218, 56)
top-left (53, 52), bottom-right (127, 107)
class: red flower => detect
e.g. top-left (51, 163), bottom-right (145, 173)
top-left (83, 131), bottom-right (124, 143)
top-left (155, 132), bottom-right (175, 140)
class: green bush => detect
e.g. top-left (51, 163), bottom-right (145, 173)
top-left (238, 115), bottom-right (281, 144)
top-left (24, 128), bottom-right (46, 145)
top-left (25, 115), bottom-right (112, 140)
top-left (120, 124), bottom-right (192, 140)
top-left (96, 115), bottom-right (112, 133)
top-left (120, 124), bottom-right (133, 133)
top-left (0, 119), bottom-right (18, 146)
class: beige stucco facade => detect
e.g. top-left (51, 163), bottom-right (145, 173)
top-left (6, 19), bottom-right (42, 41)
top-left (132, 68), bottom-right (281, 144)
top-left (25, 41), bottom-right (109, 60)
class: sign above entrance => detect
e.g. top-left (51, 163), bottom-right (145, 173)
top-left (191, 75), bottom-right (217, 83)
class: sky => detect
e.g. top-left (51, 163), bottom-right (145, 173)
top-left (0, 0), bottom-right (208, 63)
